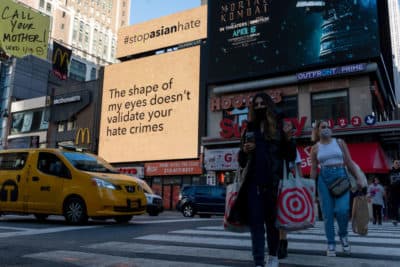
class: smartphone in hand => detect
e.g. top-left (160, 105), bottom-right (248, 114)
top-left (245, 131), bottom-right (255, 143)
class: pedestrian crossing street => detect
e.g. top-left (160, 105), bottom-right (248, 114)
top-left (23, 221), bottom-right (400, 267)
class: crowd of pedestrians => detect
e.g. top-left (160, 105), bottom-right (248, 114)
top-left (236, 116), bottom-right (399, 266)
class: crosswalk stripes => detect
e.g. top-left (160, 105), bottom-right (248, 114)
top-left (23, 221), bottom-right (400, 267)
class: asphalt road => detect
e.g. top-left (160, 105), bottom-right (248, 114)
top-left (0, 211), bottom-right (399, 267)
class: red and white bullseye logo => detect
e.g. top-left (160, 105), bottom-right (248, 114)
top-left (277, 187), bottom-right (314, 225)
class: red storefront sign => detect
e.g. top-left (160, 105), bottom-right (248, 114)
top-left (145, 160), bottom-right (202, 176)
top-left (297, 142), bottom-right (390, 176)
top-left (219, 115), bottom-right (373, 139)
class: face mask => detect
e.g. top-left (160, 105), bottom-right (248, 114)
top-left (320, 128), bottom-right (332, 137)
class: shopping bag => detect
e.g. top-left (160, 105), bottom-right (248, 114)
top-left (348, 162), bottom-right (368, 192)
top-left (223, 163), bottom-right (249, 233)
top-left (352, 193), bottom-right (369, 235)
top-left (276, 163), bottom-right (315, 231)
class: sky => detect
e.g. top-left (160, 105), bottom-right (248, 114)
top-left (130, 0), bottom-right (201, 25)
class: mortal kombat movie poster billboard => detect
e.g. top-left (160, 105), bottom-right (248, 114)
top-left (207, 0), bottom-right (381, 83)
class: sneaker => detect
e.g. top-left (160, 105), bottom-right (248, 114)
top-left (266, 255), bottom-right (279, 267)
top-left (326, 244), bottom-right (336, 257)
top-left (340, 236), bottom-right (351, 254)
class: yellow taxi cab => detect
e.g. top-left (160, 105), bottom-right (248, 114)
top-left (0, 148), bottom-right (147, 224)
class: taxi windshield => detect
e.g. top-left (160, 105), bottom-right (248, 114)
top-left (62, 152), bottom-right (118, 173)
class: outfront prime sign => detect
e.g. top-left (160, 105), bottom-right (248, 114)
top-left (99, 46), bottom-right (200, 163)
top-left (207, 0), bottom-right (380, 83)
top-left (117, 6), bottom-right (207, 59)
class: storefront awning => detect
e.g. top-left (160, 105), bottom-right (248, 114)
top-left (298, 142), bottom-right (390, 176)
top-left (346, 143), bottom-right (390, 174)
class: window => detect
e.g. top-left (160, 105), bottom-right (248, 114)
top-left (195, 186), bottom-right (211, 196)
top-left (61, 23), bottom-right (65, 30)
top-left (38, 152), bottom-right (71, 178)
top-left (277, 95), bottom-right (298, 119)
top-left (0, 153), bottom-right (28, 170)
top-left (58, 121), bottom-right (65, 132)
top-left (90, 67), bottom-right (97, 80)
top-left (62, 11), bottom-right (66, 18)
top-left (72, 18), bottom-right (79, 40)
top-left (84, 24), bottom-right (89, 48)
top-left (46, 3), bottom-right (52, 12)
top-left (69, 59), bottom-right (87, 81)
top-left (67, 119), bottom-right (77, 131)
top-left (39, 0), bottom-right (45, 8)
top-left (78, 21), bottom-right (84, 42)
top-left (311, 90), bottom-right (349, 123)
top-left (10, 109), bottom-right (49, 134)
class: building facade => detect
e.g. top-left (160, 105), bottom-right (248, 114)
top-left (388, 0), bottom-right (400, 104)
top-left (0, 56), bottom-right (51, 149)
top-left (47, 70), bottom-right (104, 153)
top-left (203, 0), bottom-right (398, 186)
top-left (17, 0), bottom-right (131, 80)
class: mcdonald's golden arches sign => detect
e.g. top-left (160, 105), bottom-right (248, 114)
top-left (75, 128), bottom-right (90, 145)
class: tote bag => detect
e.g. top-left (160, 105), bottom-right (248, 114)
top-left (276, 162), bottom-right (315, 231)
top-left (352, 193), bottom-right (369, 235)
top-left (223, 161), bottom-right (249, 233)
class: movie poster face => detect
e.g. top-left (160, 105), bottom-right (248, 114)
top-left (207, 0), bottom-right (380, 83)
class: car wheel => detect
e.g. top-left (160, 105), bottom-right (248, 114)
top-left (182, 204), bottom-right (195, 217)
top-left (114, 215), bottom-right (132, 223)
top-left (34, 214), bottom-right (49, 221)
top-left (63, 197), bottom-right (88, 225)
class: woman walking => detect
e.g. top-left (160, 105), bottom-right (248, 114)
top-left (310, 120), bottom-right (363, 256)
top-left (239, 92), bottom-right (296, 267)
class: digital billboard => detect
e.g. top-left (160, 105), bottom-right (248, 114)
top-left (117, 6), bottom-right (207, 59)
top-left (207, 0), bottom-right (380, 83)
top-left (99, 46), bottom-right (200, 163)
top-left (0, 0), bottom-right (50, 59)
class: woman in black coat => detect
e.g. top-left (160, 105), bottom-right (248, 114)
top-left (239, 92), bottom-right (296, 267)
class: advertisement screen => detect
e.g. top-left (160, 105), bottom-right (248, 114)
top-left (208, 0), bottom-right (380, 83)
top-left (117, 6), bottom-right (207, 59)
top-left (99, 47), bottom-right (200, 163)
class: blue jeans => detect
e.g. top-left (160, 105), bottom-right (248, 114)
top-left (318, 166), bottom-right (350, 246)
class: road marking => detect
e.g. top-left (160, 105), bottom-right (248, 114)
top-left (169, 229), bottom-right (400, 244)
top-left (134, 218), bottom-right (221, 224)
top-left (24, 250), bottom-right (226, 267)
top-left (21, 221), bottom-right (400, 267)
top-left (0, 226), bottom-right (100, 238)
top-left (85, 241), bottom-right (251, 261)
top-left (135, 234), bottom-right (400, 257)
top-left (0, 226), bottom-right (34, 231)
top-left (86, 241), bottom-right (400, 267)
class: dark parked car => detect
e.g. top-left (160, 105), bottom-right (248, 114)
top-left (176, 185), bottom-right (226, 217)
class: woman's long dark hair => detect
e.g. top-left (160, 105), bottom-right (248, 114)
top-left (248, 92), bottom-right (277, 140)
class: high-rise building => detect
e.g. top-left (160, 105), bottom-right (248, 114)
top-left (388, 0), bottom-right (400, 105)
top-left (17, 0), bottom-right (130, 81)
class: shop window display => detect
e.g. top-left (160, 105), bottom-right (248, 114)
top-left (311, 89), bottom-right (349, 123)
